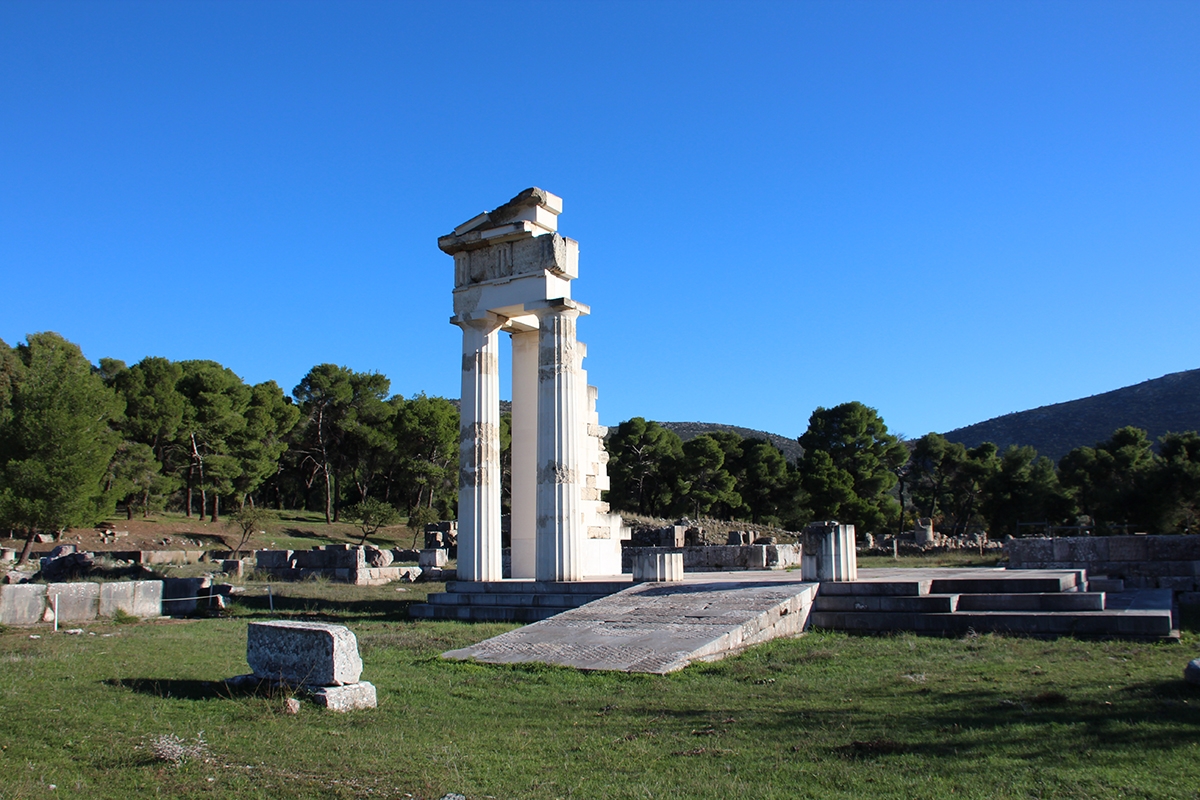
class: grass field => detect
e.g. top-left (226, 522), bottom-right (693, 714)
top-left (2, 578), bottom-right (1199, 800)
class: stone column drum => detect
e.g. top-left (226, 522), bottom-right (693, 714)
top-left (454, 312), bottom-right (504, 582)
top-left (532, 300), bottom-right (585, 581)
top-left (801, 521), bottom-right (858, 582)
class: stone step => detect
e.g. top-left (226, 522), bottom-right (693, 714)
top-left (409, 604), bottom-right (564, 623)
top-left (809, 609), bottom-right (1175, 638)
top-left (443, 580), bottom-right (630, 595)
top-left (1088, 577), bottom-right (1126, 593)
top-left (813, 594), bottom-right (959, 613)
top-left (928, 574), bottom-right (1078, 594)
top-left (954, 592), bottom-right (1106, 611)
top-left (425, 591), bottom-right (612, 608)
top-left (817, 580), bottom-right (932, 597)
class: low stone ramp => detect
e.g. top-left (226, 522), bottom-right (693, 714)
top-left (442, 572), bottom-right (819, 674)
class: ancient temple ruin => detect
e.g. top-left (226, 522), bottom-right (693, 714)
top-left (439, 188), bottom-right (628, 582)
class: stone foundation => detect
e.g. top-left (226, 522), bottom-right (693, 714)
top-left (621, 543), bottom-right (800, 572)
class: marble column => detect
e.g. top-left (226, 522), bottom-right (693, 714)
top-left (509, 328), bottom-right (539, 579)
top-left (454, 312), bottom-right (504, 582)
top-left (532, 300), bottom-right (584, 581)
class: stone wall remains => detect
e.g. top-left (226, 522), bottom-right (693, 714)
top-left (620, 543), bottom-right (800, 573)
top-left (1006, 535), bottom-right (1200, 600)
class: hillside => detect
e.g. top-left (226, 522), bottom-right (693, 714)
top-left (655, 421), bottom-right (804, 463)
top-left (942, 368), bottom-right (1200, 462)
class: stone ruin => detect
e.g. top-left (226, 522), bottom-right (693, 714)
top-left (227, 620), bottom-right (376, 711)
top-left (254, 544), bottom-right (424, 585)
top-left (441, 188), bottom-right (630, 583)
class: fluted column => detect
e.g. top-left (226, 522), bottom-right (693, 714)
top-left (532, 300), bottom-right (584, 581)
top-left (454, 312), bottom-right (504, 582)
top-left (510, 329), bottom-right (539, 579)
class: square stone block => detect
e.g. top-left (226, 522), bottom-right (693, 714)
top-left (1107, 537), bottom-right (1149, 561)
top-left (0, 584), bottom-right (47, 625)
top-left (46, 582), bottom-right (100, 622)
top-left (99, 580), bottom-right (163, 618)
top-left (247, 620), bottom-right (363, 686)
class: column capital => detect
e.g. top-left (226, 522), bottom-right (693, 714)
top-left (524, 297), bottom-right (591, 317)
top-left (451, 311), bottom-right (506, 332)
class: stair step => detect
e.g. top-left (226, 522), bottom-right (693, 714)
top-left (1087, 577), bottom-right (1126, 593)
top-left (426, 592), bottom-right (611, 608)
top-left (409, 604), bottom-right (564, 622)
top-left (954, 592), bottom-right (1105, 612)
top-left (444, 580), bottom-right (630, 595)
top-left (928, 575), bottom-right (1077, 594)
top-left (809, 609), bottom-right (1174, 638)
top-left (817, 580), bottom-right (931, 597)
top-left (813, 595), bottom-right (958, 613)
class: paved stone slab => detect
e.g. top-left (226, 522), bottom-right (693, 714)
top-left (442, 572), bottom-right (818, 674)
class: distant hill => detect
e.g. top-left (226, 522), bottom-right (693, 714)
top-left (942, 368), bottom-right (1200, 462)
top-left (655, 421), bottom-right (804, 463)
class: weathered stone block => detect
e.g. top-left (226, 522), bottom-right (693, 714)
top-left (46, 582), bottom-right (100, 622)
top-left (309, 681), bottom-right (377, 711)
top-left (254, 550), bottom-right (292, 570)
top-left (162, 577), bottom-right (211, 615)
top-left (1149, 535), bottom-right (1200, 562)
top-left (419, 549), bottom-right (448, 568)
top-left (1107, 537), bottom-right (1149, 561)
top-left (0, 584), bottom-right (47, 625)
top-left (801, 521), bottom-right (856, 582)
top-left (246, 620), bottom-right (363, 686)
top-left (363, 547), bottom-right (393, 568)
top-left (1186, 658), bottom-right (1200, 686)
top-left (1159, 576), bottom-right (1197, 592)
top-left (99, 580), bottom-right (163, 618)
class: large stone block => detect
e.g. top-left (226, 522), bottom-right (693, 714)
top-left (801, 521), bottom-right (857, 582)
top-left (1107, 537), bottom-right (1149, 561)
top-left (99, 580), bottom-right (163, 618)
top-left (162, 577), bottom-right (211, 615)
top-left (0, 584), bottom-right (47, 625)
top-left (247, 620), bottom-right (363, 686)
top-left (419, 549), bottom-right (448, 568)
top-left (1148, 535), bottom-right (1200, 562)
top-left (46, 582), bottom-right (100, 622)
top-left (254, 550), bottom-right (293, 570)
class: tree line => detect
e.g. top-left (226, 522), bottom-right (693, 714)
top-left (604, 403), bottom-right (1200, 539)
top-left (0, 333), bottom-right (458, 563)
top-left (2, 333), bottom-right (1199, 566)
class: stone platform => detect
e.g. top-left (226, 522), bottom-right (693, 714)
top-left (808, 567), bottom-right (1178, 640)
top-left (442, 572), bottom-right (819, 674)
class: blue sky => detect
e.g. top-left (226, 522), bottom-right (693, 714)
top-left (2, 0), bottom-right (1197, 443)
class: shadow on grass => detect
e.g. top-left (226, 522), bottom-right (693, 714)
top-left (104, 678), bottom-right (231, 701)
top-left (231, 593), bottom-right (418, 621)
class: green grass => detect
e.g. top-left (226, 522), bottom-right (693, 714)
top-left (1, 581), bottom-right (1198, 799)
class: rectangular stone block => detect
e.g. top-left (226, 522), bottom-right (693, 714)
top-left (1148, 535), bottom-right (1200, 561)
top-left (222, 559), bottom-right (245, 577)
top-left (247, 620), bottom-right (363, 686)
top-left (162, 577), bottom-right (211, 615)
top-left (0, 584), bottom-right (47, 625)
top-left (1107, 537), bottom-right (1149, 561)
top-left (1159, 576), bottom-right (1197, 592)
top-left (99, 580), bottom-right (163, 618)
top-left (254, 550), bottom-right (292, 570)
top-left (46, 582), bottom-right (100, 622)
top-left (310, 681), bottom-right (377, 711)
top-left (419, 549), bottom-right (448, 568)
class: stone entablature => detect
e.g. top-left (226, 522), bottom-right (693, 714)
top-left (440, 188), bottom-right (629, 583)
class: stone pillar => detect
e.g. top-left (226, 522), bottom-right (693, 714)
top-left (509, 329), bottom-right (539, 579)
top-left (454, 313), bottom-right (504, 582)
top-left (532, 300), bottom-right (584, 581)
top-left (801, 521), bottom-right (857, 582)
